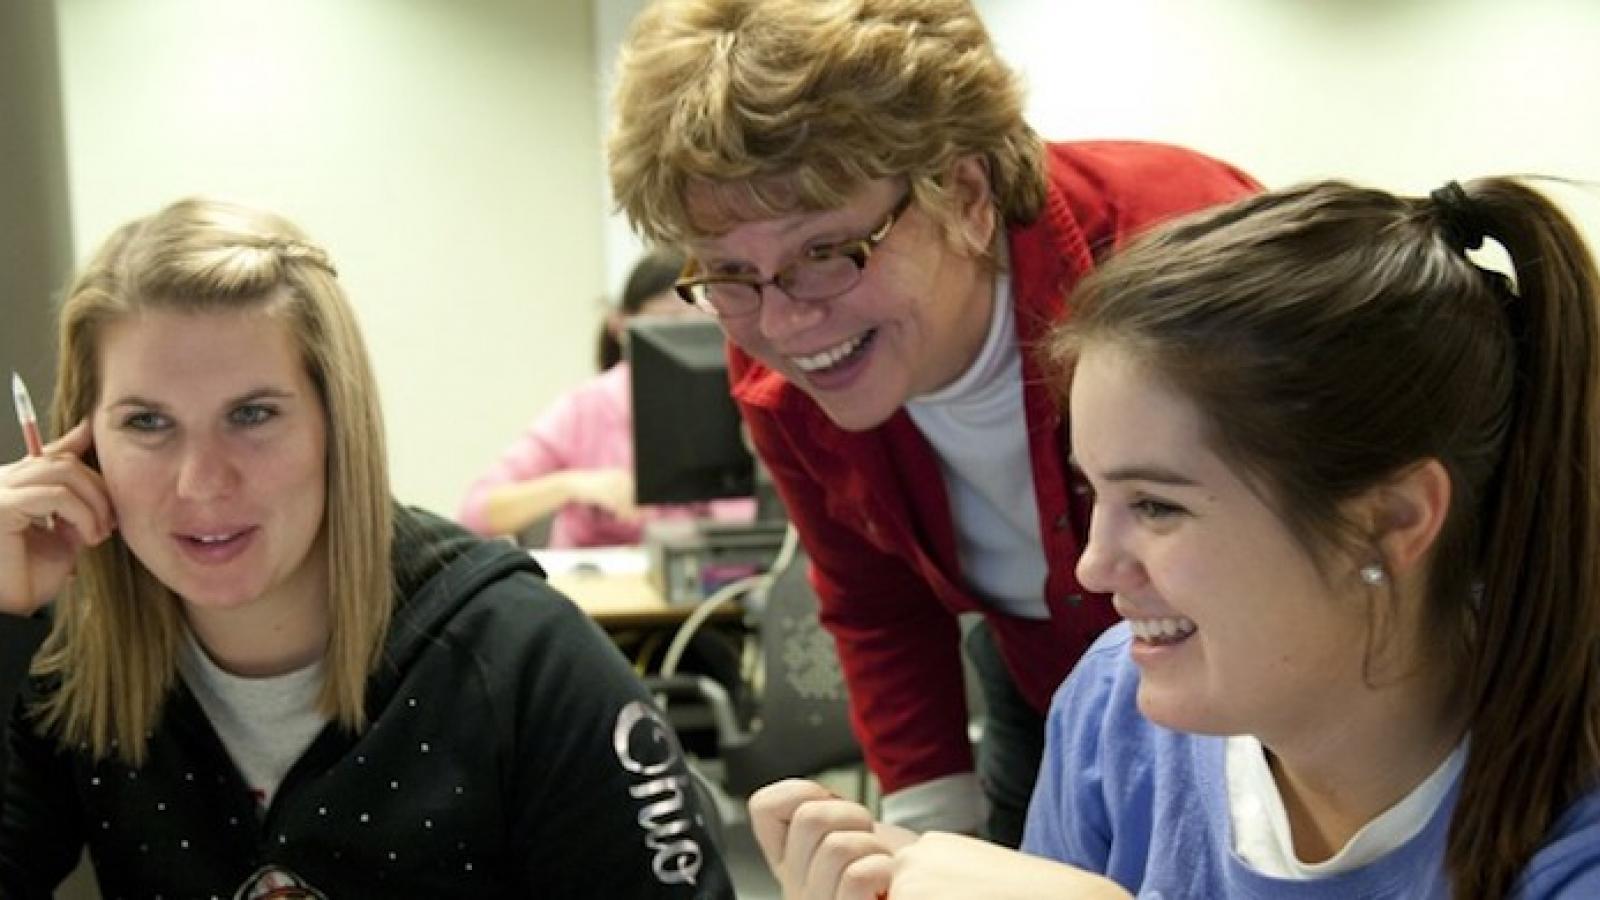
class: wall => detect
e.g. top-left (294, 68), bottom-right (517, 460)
top-left (595, 0), bottom-right (652, 299)
top-left (0, 0), bottom-right (74, 459)
top-left (54, 0), bottom-right (604, 516)
top-left (981, 0), bottom-right (1600, 234)
top-left (39, 0), bottom-right (1600, 509)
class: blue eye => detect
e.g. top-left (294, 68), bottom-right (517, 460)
top-left (1130, 498), bottom-right (1186, 520)
top-left (230, 403), bottom-right (278, 427)
top-left (122, 411), bottom-right (170, 432)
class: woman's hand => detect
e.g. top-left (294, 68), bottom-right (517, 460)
top-left (878, 831), bottom-right (1134, 899)
top-left (751, 779), bottom-right (1132, 900)
top-left (0, 420), bottom-right (115, 616)
top-left (750, 779), bottom-right (915, 900)
top-left (566, 468), bottom-right (638, 520)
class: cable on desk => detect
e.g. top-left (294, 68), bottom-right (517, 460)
top-left (657, 524), bottom-right (801, 681)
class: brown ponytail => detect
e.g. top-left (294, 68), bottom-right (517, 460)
top-left (1442, 179), bottom-right (1600, 899)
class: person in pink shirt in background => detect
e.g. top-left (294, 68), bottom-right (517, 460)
top-left (458, 249), bottom-right (755, 548)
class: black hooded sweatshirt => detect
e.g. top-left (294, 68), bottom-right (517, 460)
top-left (0, 507), bottom-right (733, 898)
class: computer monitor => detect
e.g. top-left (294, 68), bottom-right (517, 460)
top-left (628, 317), bottom-right (755, 505)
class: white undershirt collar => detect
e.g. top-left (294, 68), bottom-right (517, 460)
top-left (1227, 733), bottom-right (1467, 878)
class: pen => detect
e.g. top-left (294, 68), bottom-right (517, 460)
top-left (10, 371), bottom-right (55, 529)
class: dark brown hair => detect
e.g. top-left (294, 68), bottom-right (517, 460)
top-left (596, 247), bottom-right (686, 370)
top-left (1051, 178), bottom-right (1600, 899)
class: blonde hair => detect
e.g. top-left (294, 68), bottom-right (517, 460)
top-left (608, 0), bottom-right (1044, 251)
top-left (37, 198), bottom-right (393, 765)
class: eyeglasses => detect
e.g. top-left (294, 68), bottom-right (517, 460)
top-left (675, 190), bottom-right (915, 318)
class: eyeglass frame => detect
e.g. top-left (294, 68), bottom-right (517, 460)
top-left (674, 188), bottom-right (916, 318)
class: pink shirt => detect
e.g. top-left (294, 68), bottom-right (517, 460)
top-left (458, 363), bottom-right (755, 548)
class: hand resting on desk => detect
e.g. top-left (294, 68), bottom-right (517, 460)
top-left (749, 779), bottom-right (1132, 900)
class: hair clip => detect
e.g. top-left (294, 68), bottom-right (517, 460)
top-left (1429, 181), bottom-right (1519, 297)
top-left (270, 240), bottom-right (339, 278)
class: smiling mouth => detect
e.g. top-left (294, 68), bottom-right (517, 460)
top-left (184, 530), bottom-right (247, 545)
top-left (1127, 615), bottom-right (1198, 646)
top-left (790, 329), bottom-right (877, 374)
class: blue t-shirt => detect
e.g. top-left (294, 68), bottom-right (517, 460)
top-left (1022, 624), bottom-right (1600, 899)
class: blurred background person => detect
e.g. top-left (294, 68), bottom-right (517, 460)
top-left (458, 247), bottom-right (753, 548)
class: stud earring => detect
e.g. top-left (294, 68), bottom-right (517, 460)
top-left (1359, 564), bottom-right (1387, 586)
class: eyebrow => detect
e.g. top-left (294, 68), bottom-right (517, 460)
top-left (691, 206), bottom-right (877, 263)
top-left (1084, 464), bottom-right (1201, 487)
top-left (106, 387), bottom-right (297, 410)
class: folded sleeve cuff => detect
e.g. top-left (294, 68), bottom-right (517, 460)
top-left (880, 771), bottom-right (986, 835)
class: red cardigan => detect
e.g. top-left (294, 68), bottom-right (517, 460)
top-left (730, 141), bottom-right (1261, 795)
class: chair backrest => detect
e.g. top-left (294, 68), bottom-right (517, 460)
top-left (721, 547), bottom-right (861, 797)
top-left (514, 513), bottom-right (554, 549)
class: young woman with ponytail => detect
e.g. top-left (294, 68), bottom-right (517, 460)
top-left (748, 177), bottom-right (1600, 900)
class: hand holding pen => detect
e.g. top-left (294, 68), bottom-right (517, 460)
top-left (0, 373), bottom-right (115, 616)
top-left (12, 372), bottom-right (54, 529)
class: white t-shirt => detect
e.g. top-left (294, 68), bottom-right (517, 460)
top-left (1227, 734), bottom-right (1467, 877)
top-left (177, 629), bottom-right (328, 813)
top-left (906, 260), bottom-right (1050, 621)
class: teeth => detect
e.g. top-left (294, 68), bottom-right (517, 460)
top-left (792, 333), bottom-right (868, 373)
top-left (1127, 616), bottom-right (1197, 643)
top-left (195, 533), bottom-right (236, 544)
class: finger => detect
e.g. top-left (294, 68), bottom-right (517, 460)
top-left (803, 830), bottom-right (889, 900)
top-left (873, 820), bottom-right (918, 853)
top-left (837, 852), bottom-right (895, 900)
top-left (4, 457), bottom-right (114, 542)
top-left (47, 418), bottom-right (94, 457)
top-left (785, 798), bottom-right (877, 895)
top-left (52, 455), bottom-right (114, 540)
top-left (8, 418), bottom-right (109, 536)
top-left (750, 779), bottom-right (837, 872)
top-left (2, 483), bottom-right (101, 546)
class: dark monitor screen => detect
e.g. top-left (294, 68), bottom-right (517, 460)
top-left (628, 318), bottom-right (755, 505)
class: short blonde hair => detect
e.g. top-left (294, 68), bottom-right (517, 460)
top-left (608, 0), bottom-right (1045, 249)
top-left (37, 198), bottom-right (392, 765)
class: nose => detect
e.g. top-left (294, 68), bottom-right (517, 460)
top-left (1075, 505), bottom-right (1142, 595)
top-left (175, 434), bottom-right (240, 501)
top-left (755, 283), bottom-right (827, 342)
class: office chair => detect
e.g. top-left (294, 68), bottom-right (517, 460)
top-left (513, 513), bottom-right (554, 550)
top-left (646, 533), bottom-right (863, 799)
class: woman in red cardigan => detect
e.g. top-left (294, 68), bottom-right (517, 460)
top-left (608, 0), bottom-right (1259, 844)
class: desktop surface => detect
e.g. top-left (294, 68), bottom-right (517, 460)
top-left (535, 546), bottom-right (742, 629)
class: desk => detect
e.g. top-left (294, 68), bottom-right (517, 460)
top-left (536, 548), bottom-right (743, 631)
top-left (548, 570), bottom-right (739, 630)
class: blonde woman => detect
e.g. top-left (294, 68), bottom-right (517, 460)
top-left (0, 198), bottom-right (731, 898)
top-left (610, 0), bottom-right (1258, 843)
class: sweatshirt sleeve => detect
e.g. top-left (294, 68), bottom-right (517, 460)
top-left (489, 584), bottom-right (735, 899)
top-left (0, 614), bottom-right (87, 898)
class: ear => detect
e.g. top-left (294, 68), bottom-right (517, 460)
top-left (1363, 458), bottom-right (1452, 578)
top-left (948, 154), bottom-right (997, 251)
